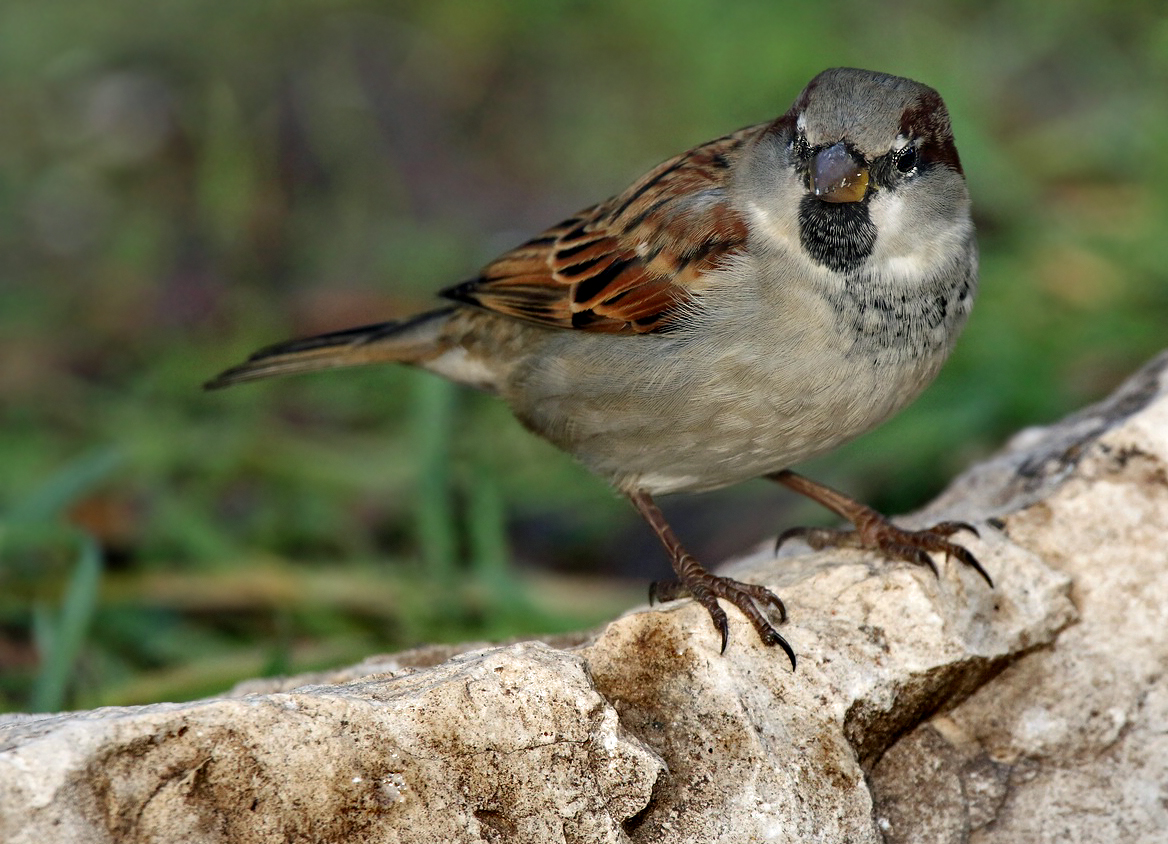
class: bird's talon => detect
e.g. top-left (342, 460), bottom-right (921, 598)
top-left (774, 527), bottom-right (805, 554)
top-left (931, 520), bottom-right (980, 540)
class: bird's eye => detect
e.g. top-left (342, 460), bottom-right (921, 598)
top-left (895, 145), bottom-right (918, 173)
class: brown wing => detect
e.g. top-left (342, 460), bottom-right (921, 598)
top-left (441, 123), bottom-right (765, 334)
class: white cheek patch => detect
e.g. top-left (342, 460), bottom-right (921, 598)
top-left (870, 191), bottom-right (908, 241)
top-left (869, 190), bottom-right (967, 278)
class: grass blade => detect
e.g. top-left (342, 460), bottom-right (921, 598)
top-left (30, 534), bottom-right (103, 712)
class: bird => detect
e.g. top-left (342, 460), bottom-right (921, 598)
top-left (206, 67), bottom-right (992, 669)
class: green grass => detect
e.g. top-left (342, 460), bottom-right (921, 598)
top-left (2, 0), bottom-right (1167, 711)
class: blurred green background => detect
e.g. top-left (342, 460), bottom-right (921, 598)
top-left (2, 0), bottom-right (1166, 712)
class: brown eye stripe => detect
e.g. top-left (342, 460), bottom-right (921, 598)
top-left (899, 91), bottom-right (962, 175)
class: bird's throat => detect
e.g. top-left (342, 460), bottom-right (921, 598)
top-left (797, 196), bottom-right (876, 274)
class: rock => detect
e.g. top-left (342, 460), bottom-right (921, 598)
top-left (0, 644), bottom-right (664, 843)
top-left (870, 351), bottom-right (1168, 843)
top-left (3, 351), bottom-right (1167, 843)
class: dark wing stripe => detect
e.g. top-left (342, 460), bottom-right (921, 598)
top-left (557, 254), bottom-right (609, 278)
top-left (562, 220), bottom-right (591, 242)
top-left (571, 258), bottom-right (636, 306)
top-left (556, 237), bottom-right (609, 260)
top-left (617, 194), bottom-right (678, 233)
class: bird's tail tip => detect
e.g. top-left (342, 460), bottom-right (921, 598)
top-left (204, 308), bottom-right (453, 389)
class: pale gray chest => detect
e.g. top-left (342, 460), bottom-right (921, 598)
top-left (826, 254), bottom-right (975, 366)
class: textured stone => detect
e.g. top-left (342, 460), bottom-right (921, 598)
top-left (871, 351), bottom-right (1168, 843)
top-left (0, 645), bottom-right (665, 844)
top-left (4, 352), bottom-right (1168, 843)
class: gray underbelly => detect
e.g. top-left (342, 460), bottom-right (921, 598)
top-left (505, 328), bottom-right (947, 495)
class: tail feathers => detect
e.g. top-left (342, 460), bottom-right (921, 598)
top-left (204, 308), bottom-right (453, 389)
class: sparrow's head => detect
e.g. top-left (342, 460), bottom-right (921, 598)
top-left (741, 68), bottom-right (972, 277)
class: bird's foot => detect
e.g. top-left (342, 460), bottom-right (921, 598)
top-left (651, 566), bottom-right (794, 668)
top-left (629, 488), bottom-right (795, 665)
top-left (768, 469), bottom-right (992, 587)
top-left (775, 514), bottom-right (991, 587)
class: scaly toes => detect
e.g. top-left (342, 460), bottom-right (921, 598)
top-left (703, 576), bottom-right (795, 668)
top-left (649, 579), bottom-right (689, 605)
top-left (731, 581), bottom-right (788, 624)
top-left (876, 523), bottom-right (991, 587)
top-left (693, 594), bottom-right (731, 654)
top-left (653, 570), bottom-right (793, 664)
top-left (873, 539), bottom-right (939, 577)
top-left (927, 520), bottom-right (980, 540)
top-left (775, 518), bottom-right (991, 588)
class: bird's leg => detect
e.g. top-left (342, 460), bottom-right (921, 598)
top-left (627, 489), bottom-right (795, 667)
top-left (767, 469), bottom-right (992, 587)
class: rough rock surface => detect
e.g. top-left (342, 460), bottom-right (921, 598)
top-left (868, 351), bottom-right (1168, 843)
top-left (3, 352), bottom-right (1168, 843)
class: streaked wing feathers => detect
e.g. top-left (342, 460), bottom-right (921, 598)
top-left (442, 123), bottom-right (763, 333)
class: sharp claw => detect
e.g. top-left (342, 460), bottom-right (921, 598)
top-left (717, 617), bottom-right (729, 655)
top-left (772, 595), bottom-right (788, 624)
top-left (779, 516), bottom-right (992, 587)
top-left (768, 630), bottom-right (797, 670)
top-left (913, 548), bottom-right (940, 578)
top-left (941, 542), bottom-right (993, 588)
top-left (758, 590), bottom-right (788, 624)
top-left (774, 527), bottom-right (800, 554)
top-left (700, 600), bottom-right (730, 654)
top-left (767, 474), bottom-right (992, 599)
top-left (632, 489), bottom-right (792, 655)
top-left (933, 520), bottom-right (980, 539)
top-left (962, 552), bottom-right (994, 588)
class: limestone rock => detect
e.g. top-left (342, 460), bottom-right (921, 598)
top-left (0, 644), bottom-right (664, 843)
top-left (3, 351), bottom-right (1167, 842)
top-left (870, 351), bottom-right (1168, 843)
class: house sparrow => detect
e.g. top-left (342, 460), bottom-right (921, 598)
top-left (207, 67), bottom-right (991, 669)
